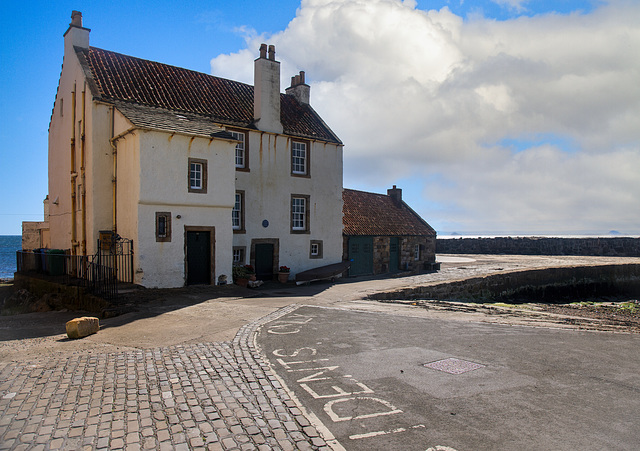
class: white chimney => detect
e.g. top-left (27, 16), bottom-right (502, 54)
top-left (64, 11), bottom-right (90, 58)
top-left (254, 44), bottom-right (283, 134)
top-left (285, 71), bottom-right (310, 105)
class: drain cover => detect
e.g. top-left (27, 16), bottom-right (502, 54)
top-left (423, 358), bottom-right (485, 375)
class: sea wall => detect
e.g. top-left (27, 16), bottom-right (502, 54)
top-left (13, 273), bottom-right (110, 313)
top-left (368, 264), bottom-right (640, 303)
top-left (437, 237), bottom-right (640, 257)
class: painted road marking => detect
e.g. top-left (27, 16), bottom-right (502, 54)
top-left (324, 396), bottom-right (403, 422)
top-left (267, 311), bottom-right (459, 451)
top-left (349, 423), bottom-right (426, 440)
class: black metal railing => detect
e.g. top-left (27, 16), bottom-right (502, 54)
top-left (96, 237), bottom-right (134, 284)
top-left (16, 239), bottom-right (133, 300)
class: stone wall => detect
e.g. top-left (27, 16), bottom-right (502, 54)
top-left (401, 236), bottom-right (437, 272)
top-left (13, 273), bottom-right (111, 313)
top-left (437, 237), bottom-right (640, 257)
top-left (368, 263), bottom-right (640, 303)
top-left (344, 235), bottom-right (437, 275)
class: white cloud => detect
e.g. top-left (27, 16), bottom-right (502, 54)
top-left (491, 0), bottom-right (528, 13)
top-left (211, 0), bottom-right (640, 234)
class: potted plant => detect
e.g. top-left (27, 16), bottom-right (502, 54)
top-left (232, 265), bottom-right (250, 287)
top-left (278, 265), bottom-right (290, 283)
top-left (244, 264), bottom-right (256, 281)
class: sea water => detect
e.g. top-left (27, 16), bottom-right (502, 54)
top-left (0, 235), bottom-right (21, 280)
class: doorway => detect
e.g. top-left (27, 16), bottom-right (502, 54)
top-left (251, 238), bottom-right (279, 281)
top-left (348, 236), bottom-right (373, 276)
top-left (254, 243), bottom-right (274, 281)
top-left (185, 227), bottom-right (214, 285)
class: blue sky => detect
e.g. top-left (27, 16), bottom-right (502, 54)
top-left (1, 0), bottom-right (638, 236)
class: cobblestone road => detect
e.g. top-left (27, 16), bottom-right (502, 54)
top-left (3, 254), bottom-right (639, 450)
top-left (0, 305), bottom-right (330, 451)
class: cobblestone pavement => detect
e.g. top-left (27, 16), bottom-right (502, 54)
top-left (0, 305), bottom-right (332, 451)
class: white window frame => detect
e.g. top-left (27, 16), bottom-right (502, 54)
top-left (414, 244), bottom-right (420, 261)
top-left (230, 130), bottom-right (246, 169)
top-left (291, 141), bottom-right (307, 175)
top-left (233, 247), bottom-right (245, 264)
top-left (291, 196), bottom-right (307, 232)
top-left (310, 240), bottom-right (323, 258)
top-left (232, 191), bottom-right (244, 231)
top-left (190, 162), bottom-right (202, 189)
top-left (188, 158), bottom-right (207, 193)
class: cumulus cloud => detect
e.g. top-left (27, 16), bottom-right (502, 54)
top-left (211, 0), bottom-right (640, 234)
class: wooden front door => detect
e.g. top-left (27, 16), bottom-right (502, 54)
top-left (186, 230), bottom-right (211, 285)
top-left (254, 243), bottom-right (274, 281)
top-left (348, 236), bottom-right (373, 276)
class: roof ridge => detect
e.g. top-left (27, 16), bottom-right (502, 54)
top-left (344, 187), bottom-right (389, 197)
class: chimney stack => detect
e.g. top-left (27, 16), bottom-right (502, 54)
top-left (71, 10), bottom-right (83, 27)
top-left (387, 185), bottom-right (402, 203)
top-left (254, 43), bottom-right (283, 134)
top-left (286, 70), bottom-right (310, 105)
top-left (64, 10), bottom-right (90, 58)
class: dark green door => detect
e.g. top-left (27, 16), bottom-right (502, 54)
top-left (389, 237), bottom-right (399, 272)
top-left (348, 236), bottom-right (373, 276)
top-left (187, 231), bottom-right (210, 285)
top-left (255, 243), bottom-right (274, 280)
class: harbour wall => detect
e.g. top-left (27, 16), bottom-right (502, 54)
top-left (437, 237), bottom-right (640, 257)
top-left (369, 263), bottom-right (640, 303)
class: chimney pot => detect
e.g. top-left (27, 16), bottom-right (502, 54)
top-left (268, 45), bottom-right (276, 61)
top-left (259, 43), bottom-right (267, 59)
top-left (299, 71), bottom-right (305, 84)
top-left (71, 10), bottom-right (83, 27)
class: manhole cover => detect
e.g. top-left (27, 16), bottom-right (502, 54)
top-left (423, 358), bottom-right (485, 374)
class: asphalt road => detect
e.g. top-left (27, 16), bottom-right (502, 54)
top-left (257, 305), bottom-right (640, 451)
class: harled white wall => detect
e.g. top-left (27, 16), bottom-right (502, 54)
top-left (116, 130), bottom-right (236, 288)
top-left (234, 132), bottom-right (343, 277)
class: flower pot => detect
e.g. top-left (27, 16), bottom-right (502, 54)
top-left (249, 274), bottom-right (257, 281)
top-left (278, 272), bottom-right (289, 283)
top-left (235, 278), bottom-right (249, 287)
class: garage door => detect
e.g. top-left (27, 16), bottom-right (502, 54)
top-left (348, 236), bottom-right (373, 276)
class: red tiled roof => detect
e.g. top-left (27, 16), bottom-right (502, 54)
top-left (343, 189), bottom-right (435, 236)
top-left (78, 47), bottom-right (341, 144)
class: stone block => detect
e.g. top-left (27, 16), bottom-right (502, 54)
top-left (66, 317), bottom-right (100, 339)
